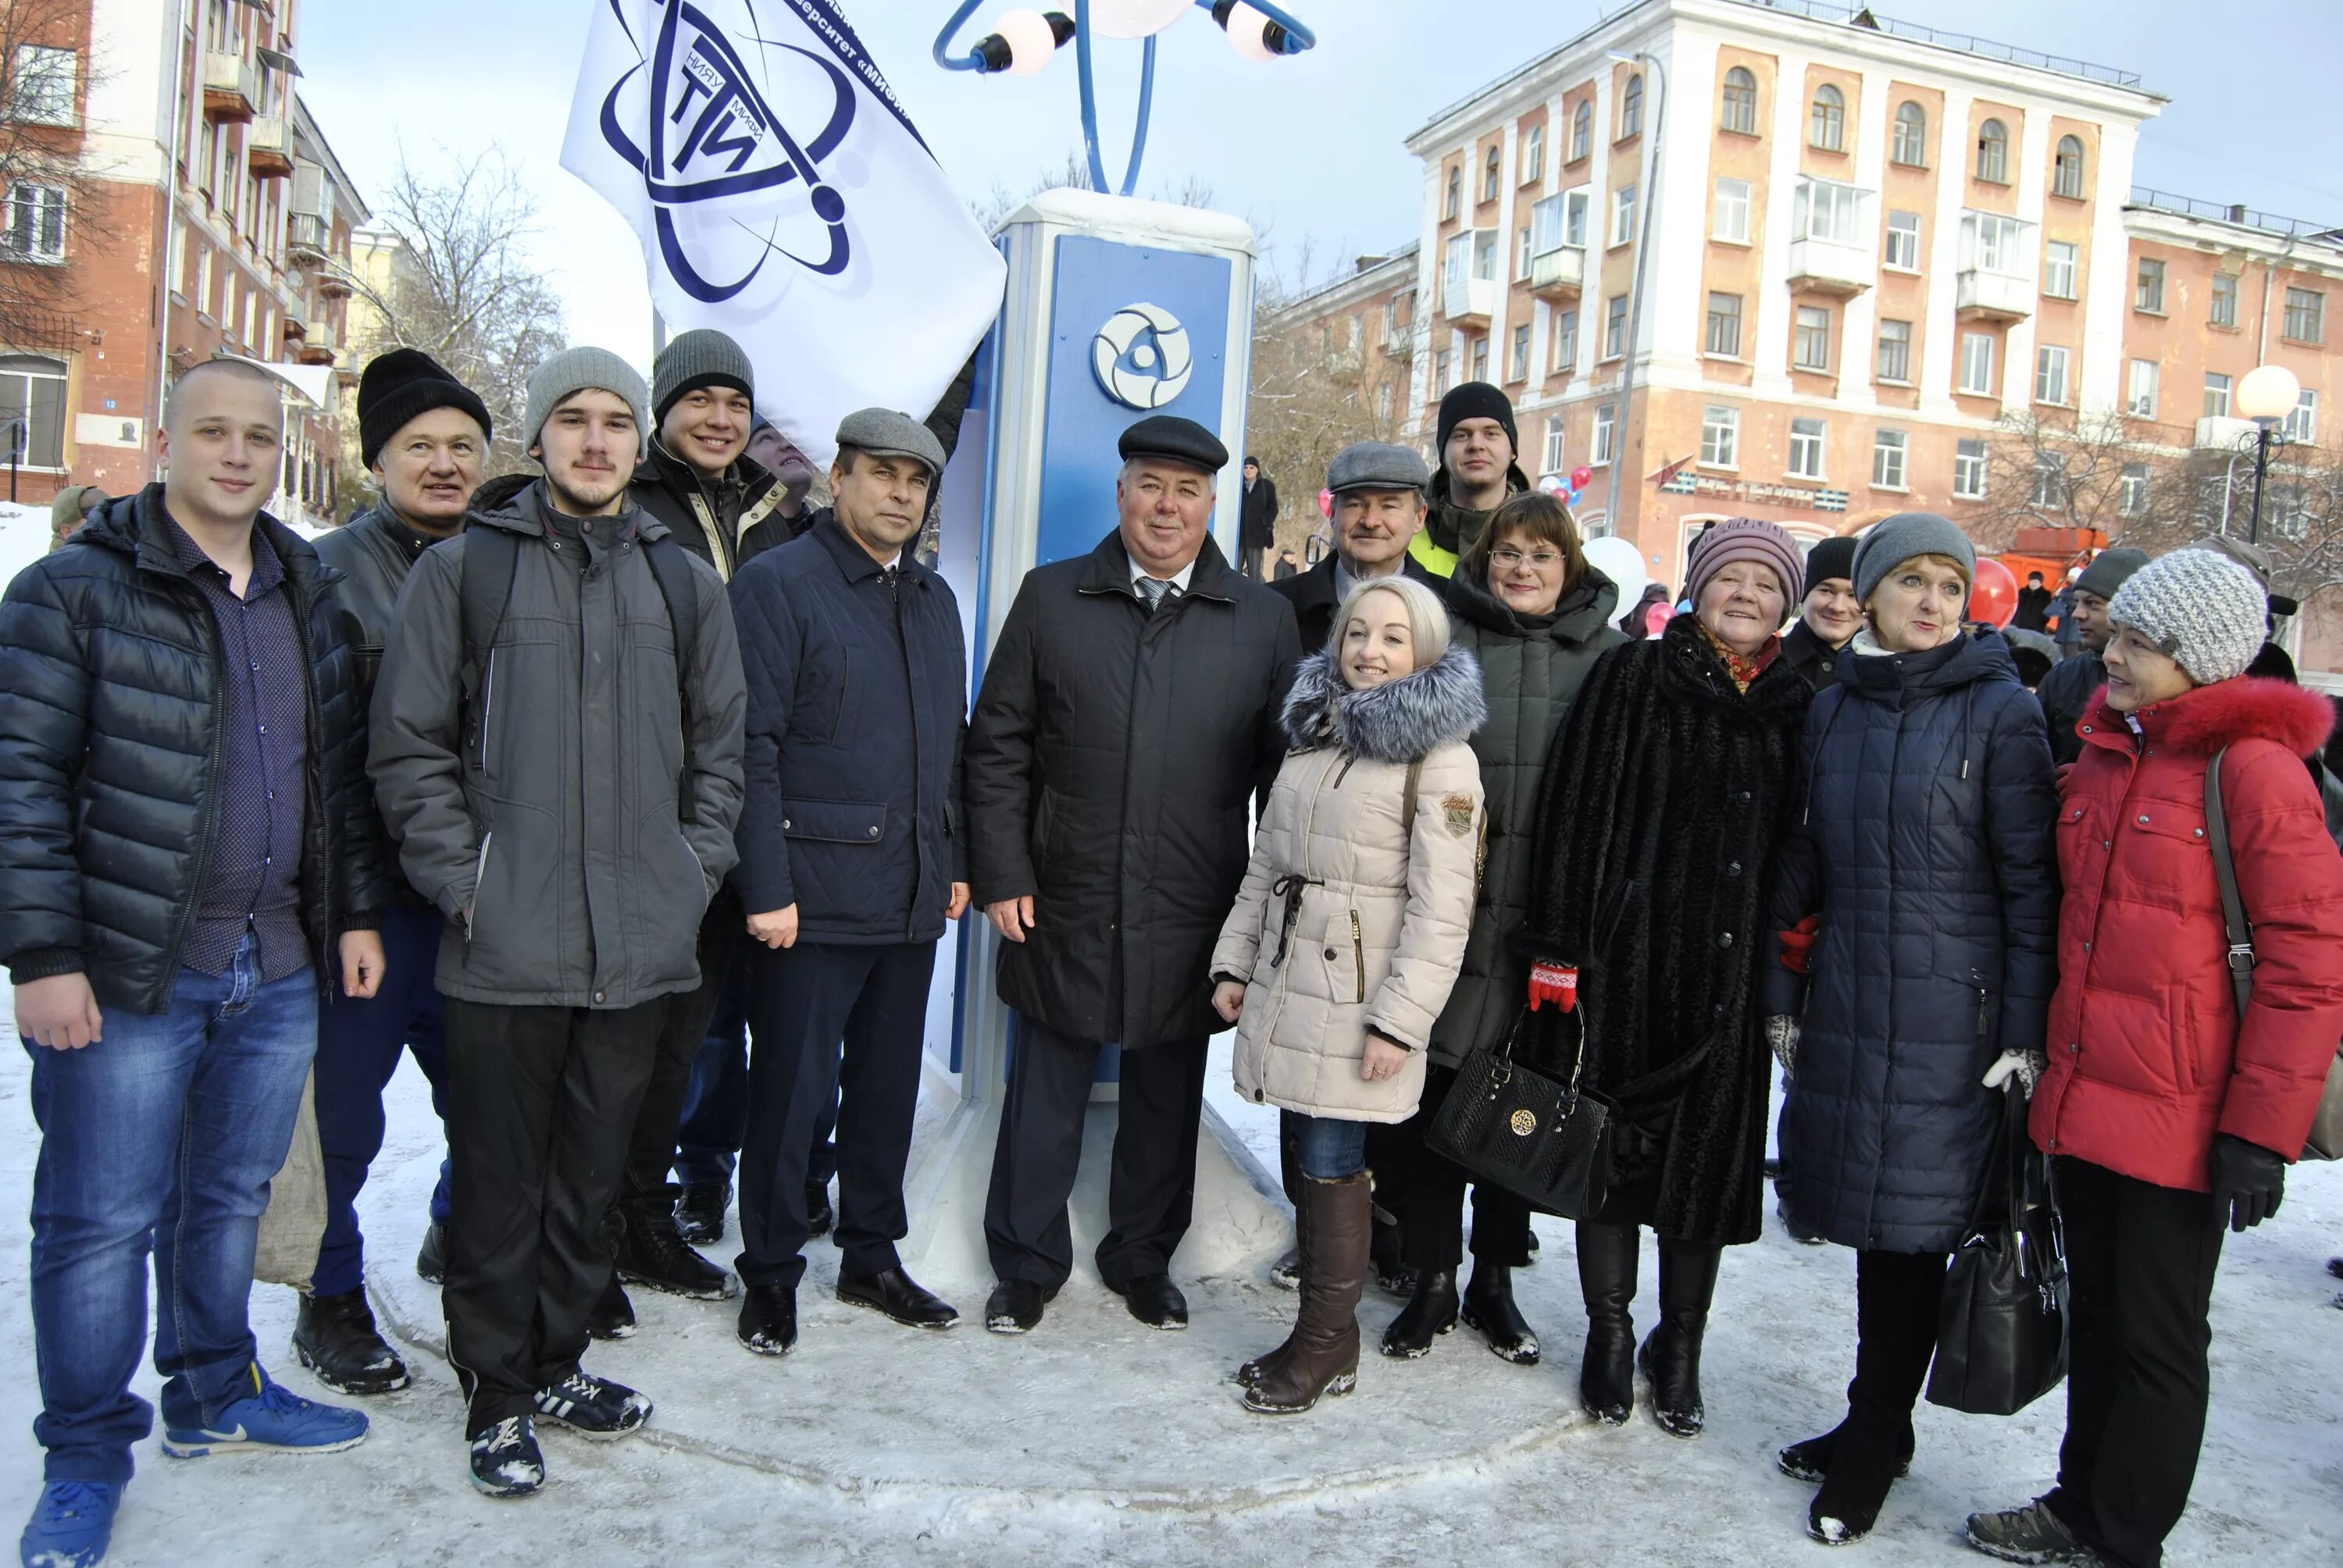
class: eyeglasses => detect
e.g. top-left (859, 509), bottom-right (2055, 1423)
top-left (1490, 547), bottom-right (1565, 571)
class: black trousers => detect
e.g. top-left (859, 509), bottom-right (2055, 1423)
top-left (735, 940), bottom-right (936, 1291)
top-left (624, 893), bottom-right (744, 1196)
top-left (1843, 1248), bottom-right (1950, 1441)
top-left (1381, 1064), bottom-right (1532, 1274)
top-left (441, 996), bottom-right (665, 1433)
top-left (2045, 1156), bottom-right (2226, 1568)
top-left (983, 1018), bottom-right (1208, 1292)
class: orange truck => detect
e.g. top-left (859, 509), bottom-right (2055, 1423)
top-left (1992, 526), bottom-right (2108, 633)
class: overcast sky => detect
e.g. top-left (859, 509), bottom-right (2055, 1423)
top-left (298, 0), bottom-right (2343, 369)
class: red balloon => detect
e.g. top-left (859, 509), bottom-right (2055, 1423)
top-left (1970, 556), bottom-right (2020, 629)
top-left (1318, 487), bottom-right (1333, 518)
top-left (1571, 465), bottom-right (1593, 490)
top-left (1643, 601), bottom-right (1671, 635)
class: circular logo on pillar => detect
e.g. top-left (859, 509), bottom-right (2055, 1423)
top-left (1092, 302), bottom-right (1193, 410)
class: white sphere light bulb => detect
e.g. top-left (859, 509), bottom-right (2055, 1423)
top-left (1088, 0), bottom-right (1191, 39)
top-left (1225, 2), bottom-right (1278, 62)
top-left (2237, 362), bottom-right (2303, 423)
top-left (993, 8), bottom-right (1060, 76)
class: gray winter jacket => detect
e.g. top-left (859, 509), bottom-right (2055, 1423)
top-left (369, 482), bottom-right (747, 1009)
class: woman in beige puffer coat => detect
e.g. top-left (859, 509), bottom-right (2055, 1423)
top-left (1209, 574), bottom-right (1485, 1416)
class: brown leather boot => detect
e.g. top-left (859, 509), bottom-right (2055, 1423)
top-left (1243, 1171), bottom-right (1370, 1415)
top-left (1237, 1175), bottom-right (1311, 1388)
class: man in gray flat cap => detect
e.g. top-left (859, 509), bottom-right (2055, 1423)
top-left (1271, 441), bottom-right (1440, 655)
top-left (727, 408), bottom-right (971, 1355)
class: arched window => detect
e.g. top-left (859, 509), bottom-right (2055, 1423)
top-left (1809, 84), bottom-right (1846, 151)
top-left (0, 353), bottom-right (68, 468)
top-left (2053, 134), bottom-right (2087, 199)
top-left (1571, 98), bottom-right (1592, 160)
top-left (1620, 73), bottom-right (1644, 139)
top-left (1482, 144), bottom-right (1502, 203)
top-left (1721, 66), bottom-right (1757, 134)
top-left (1976, 118), bottom-right (2009, 184)
top-left (1444, 165), bottom-right (1460, 221)
top-left (1892, 101), bottom-right (1927, 166)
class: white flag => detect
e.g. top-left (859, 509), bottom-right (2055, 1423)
top-left (562, 0), bottom-right (1006, 464)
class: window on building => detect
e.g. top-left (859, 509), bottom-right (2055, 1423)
top-left (2211, 272), bottom-right (2239, 328)
top-left (1810, 84), bottom-right (1846, 151)
top-left (1706, 291), bottom-right (1743, 358)
top-left (2033, 453), bottom-right (2069, 511)
top-left (2286, 390), bottom-right (2320, 444)
top-left (1471, 337), bottom-right (1489, 381)
top-left (1382, 298), bottom-right (1400, 340)
top-left (1701, 404), bottom-right (1740, 468)
top-left (1434, 348), bottom-right (1452, 393)
top-left (1713, 177), bottom-right (1752, 243)
top-left (1376, 382), bottom-right (1392, 422)
top-left (9, 45), bottom-right (77, 127)
top-left (1510, 323), bottom-right (1532, 381)
top-left (1603, 293), bottom-right (1629, 359)
top-left (2204, 370), bottom-right (2231, 418)
top-left (1788, 418), bottom-right (1826, 479)
top-left (1473, 228), bottom-right (1499, 280)
top-left (2, 182), bottom-right (65, 263)
top-left (1482, 145), bottom-right (1502, 204)
top-left (1721, 66), bottom-right (1758, 135)
top-left (1611, 183), bottom-right (1638, 247)
top-left (1959, 330), bottom-right (1995, 395)
top-left (194, 245), bottom-right (214, 317)
top-left (2044, 240), bottom-right (2079, 300)
top-left (1553, 307), bottom-right (1578, 371)
top-left (1543, 415), bottom-right (1567, 475)
top-left (1873, 429), bottom-right (1909, 489)
top-left (1953, 438), bottom-right (1989, 500)
top-left (1964, 212), bottom-right (2025, 273)
top-left (1794, 305), bottom-right (1831, 372)
top-left (2136, 258), bottom-right (2166, 313)
top-left (1523, 123), bottom-right (1545, 184)
top-left (0, 353), bottom-right (66, 466)
top-left (1975, 118), bottom-right (2009, 184)
top-left (1571, 98), bottom-right (1591, 161)
top-left (1885, 209), bottom-right (1921, 270)
top-left (2127, 358), bottom-right (2159, 419)
top-left (2284, 286), bottom-right (2325, 344)
top-left (1517, 225), bottom-right (1533, 279)
top-left (1892, 101), bottom-right (1928, 167)
top-left (1532, 187), bottom-right (1590, 253)
top-left (1444, 166), bottom-right (1461, 222)
top-left (2052, 135), bottom-right (2087, 199)
top-left (2117, 462), bottom-right (2149, 518)
top-left (1592, 401), bottom-right (1616, 464)
top-left (2036, 344), bottom-right (2071, 405)
top-left (1620, 73), bottom-right (1644, 139)
top-left (1795, 177), bottom-right (1863, 244)
top-left (1876, 318), bottom-right (1913, 383)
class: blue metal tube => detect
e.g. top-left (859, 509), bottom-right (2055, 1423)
top-left (933, 0), bottom-right (990, 70)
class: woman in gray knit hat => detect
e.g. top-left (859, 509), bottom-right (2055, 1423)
top-left (1763, 511), bottom-right (2060, 1544)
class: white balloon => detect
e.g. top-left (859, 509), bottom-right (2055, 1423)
top-left (1582, 536), bottom-right (1650, 611)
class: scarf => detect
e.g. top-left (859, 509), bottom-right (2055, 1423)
top-left (1696, 620), bottom-right (1781, 694)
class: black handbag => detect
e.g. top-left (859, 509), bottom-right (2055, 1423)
top-left (1426, 1005), bottom-right (1613, 1220)
top-left (1926, 1084), bottom-right (2069, 1417)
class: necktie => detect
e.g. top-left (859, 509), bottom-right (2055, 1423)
top-left (1139, 577), bottom-right (1177, 613)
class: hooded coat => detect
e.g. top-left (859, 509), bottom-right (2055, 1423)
top-left (1763, 632), bottom-right (2061, 1253)
top-left (1427, 565), bottom-right (1625, 1068)
top-left (1211, 645), bottom-right (1486, 1121)
top-left (1407, 464), bottom-right (1530, 579)
top-left (2031, 678), bottom-right (2343, 1188)
top-left (1524, 614), bottom-right (1813, 1245)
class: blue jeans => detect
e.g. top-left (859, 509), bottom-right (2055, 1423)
top-left (310, 903), bottom-right (451, 1296)
top-left (27, 931), bottom-right (318, 1483)
top-left (1289, 1112), bottom-right (1369, 1181)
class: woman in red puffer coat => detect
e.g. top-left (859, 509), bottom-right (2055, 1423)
top-left (1969, 548), bottom-right (2343, 1568)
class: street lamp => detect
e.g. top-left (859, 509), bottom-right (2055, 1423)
top-left (2236, 362), bottom-right (2302, 544)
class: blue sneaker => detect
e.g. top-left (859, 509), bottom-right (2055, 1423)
top-left (20, 1481), bottom-right (119, 1568)
top-left (160, 1364), bottom-right (369, 1459)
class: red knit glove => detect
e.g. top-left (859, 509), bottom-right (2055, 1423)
top-left (1528, 960), bottom-right (1578, 1013)
top-left (1777, 915), bottom-right (1821, 976)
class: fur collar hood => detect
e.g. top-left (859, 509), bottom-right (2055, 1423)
top-left (1282, 643), bottom-right (1489, 761)
top-left (2106, 675), bottom-right (2338, 759)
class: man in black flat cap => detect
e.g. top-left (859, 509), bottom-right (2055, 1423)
top-left (965, 414), bottom-right (1302, 1335)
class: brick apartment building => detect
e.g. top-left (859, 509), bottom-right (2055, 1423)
top-left (0, 0), bottom-right (368, 525)
top-left (1267, 0), bottom-right (2343, 650)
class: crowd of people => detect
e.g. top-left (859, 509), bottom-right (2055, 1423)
top-left (3, 347), bottom-right (2340, 1568)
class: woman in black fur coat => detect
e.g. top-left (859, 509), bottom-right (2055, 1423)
top-left (1527, 517), bottom-right (1813, 1440)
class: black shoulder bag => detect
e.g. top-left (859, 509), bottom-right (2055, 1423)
top-left (1426, 1002), bottom-right (1612, 1220)
top-left (1925, 1083), bottom-right (2069, 1416)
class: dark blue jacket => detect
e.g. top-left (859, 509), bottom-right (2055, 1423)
top-left (1763, 631), bottom-right (2059, 1253)
top-left (728, 512), bottom-right (968, 945)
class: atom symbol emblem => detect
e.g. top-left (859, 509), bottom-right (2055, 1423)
top-left (1093, 302), bottom-right (1193, 410)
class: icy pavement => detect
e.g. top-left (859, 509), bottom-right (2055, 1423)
top-left (1, 987), bottom-right (2338, 1566)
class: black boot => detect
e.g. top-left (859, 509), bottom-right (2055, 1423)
top-left (615, 1186), bottom-right (733, 1299)
top-left (1576, 1221), bottom-right (1639, 1425)
top-left (1637, 1238), bottom-right (1719, 1438)
top-left (1369, 1204), bottom-right (1416, 1297)
top-left (805, 1179), bottom-right (834, 1240)
top-left (1806, 1249), bottom-right (1947, 1543)
top-left (675, 1181), bottom-right (731, 1245)
top-left (1378, 1268), bottom-right (1458, 1358)
top-left (588, 1271), bottom-right (636, 1340)
top-left (1777, 1421), bottom-right (1914, 1484)
top-left (415, 1222), bottom-right (448, 1286)
top-left (293, 1288), bottom-right (410, 1395)
top-left (1460, 1263), bottom-right (1541, 1365)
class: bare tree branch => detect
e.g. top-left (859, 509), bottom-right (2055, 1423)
top-left (0, 0), bottom-right (122, 349)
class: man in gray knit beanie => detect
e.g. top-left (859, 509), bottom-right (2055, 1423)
top-left (2106, 548), bottom-right (2269, 686)
top-left (524, 346), bottom-right (649, 466)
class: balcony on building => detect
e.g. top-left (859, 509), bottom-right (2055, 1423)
top-left (1528, 190), bottom-right (1589, 301)
top-left (203, 52), bottom-right (259, 123)
top-left (246, 116), bottom-right (294, 179)
top-left (2195, 414), bottom-right (2259, 451)
top-left (1785, 176), bottom-right (1876, 298)
top-left (1442, 227), bottom-right (1499, 326)
top-left (1956, 210), bottom-right (2038, 323)
top-left (287, 212), bottom-right (327, 267)
top-left (296, 320), bottom-right (337, 367)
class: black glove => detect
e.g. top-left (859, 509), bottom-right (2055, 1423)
top-left (2207, 1133), bottom-right (2287, 1234)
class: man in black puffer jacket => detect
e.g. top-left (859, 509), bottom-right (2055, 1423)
top-left (2, 359), bottom-right (389, 1558)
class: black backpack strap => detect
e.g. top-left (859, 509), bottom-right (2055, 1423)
top-left (2203, 746), bottom-right (2257, 1018)
top-left (458, 525), bottom-right (520, 766)
top-left (642, 532), bottom-right (702, 815)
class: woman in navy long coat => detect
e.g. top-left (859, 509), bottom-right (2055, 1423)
top-left (1763, 515), bottom-right (2059, 1545)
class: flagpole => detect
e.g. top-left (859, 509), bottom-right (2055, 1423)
top-left (652, 308), bottom-right (667, 358)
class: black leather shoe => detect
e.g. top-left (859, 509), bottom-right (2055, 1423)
top-left (1460, 1265), bottom-right (1541, 1365)
top-left (615, 1188), bottom-right (735, 1300)
top-left (984, 1278), bottom-right (1054, 1335)
top-left (1111, 1272), bottom-right (1188, 1330)
top-left (1778, 1422), bottom-right (1915, 1484)
top-left (1380, 1268), bottom-right (1459, 1358)
top-left (293, 1287), bottom-right (411, 1395)
top-left (415, 1222), bottom-right (448, 1286)
top-left (737, 1283), bottom-right (797, 1356)
top-left (805, 1180), bottom-right (835, 1239)
top-left (675, 1182), bottom-right (731, 1246)
top-left (838, 1267), bottom-right (959, 1329)
top-left (588, 1273), bottom-right (636, 1341)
